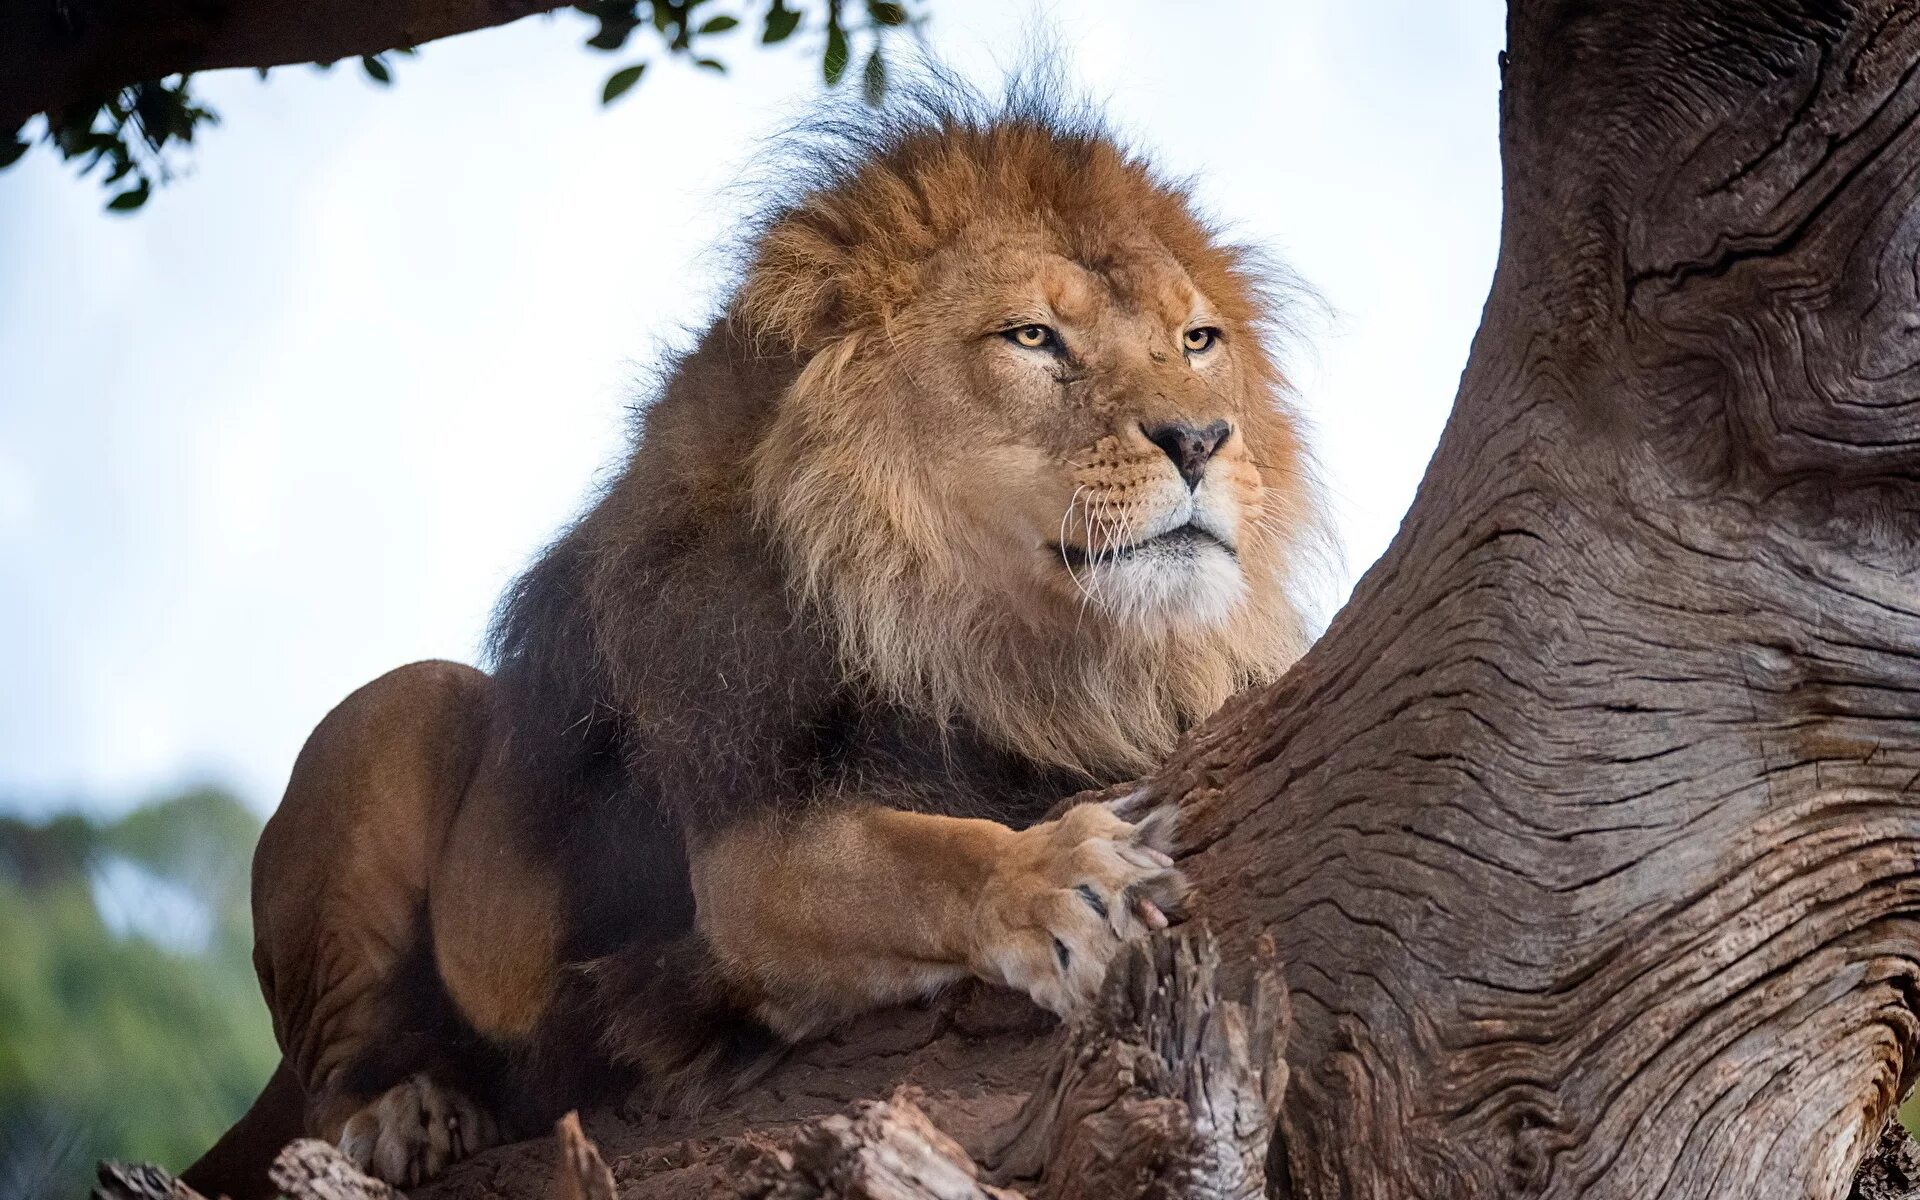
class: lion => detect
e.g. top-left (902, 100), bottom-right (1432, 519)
top-left (181, 79), bottom-right (1320, 1199)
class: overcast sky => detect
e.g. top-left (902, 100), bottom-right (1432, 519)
top-left (0, 1), bottom-right (1505, 817)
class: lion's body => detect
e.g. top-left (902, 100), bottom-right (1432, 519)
top-left (185, 81), bottom-right (1320, 1199)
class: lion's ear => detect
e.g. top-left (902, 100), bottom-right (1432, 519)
top-left (736, 214), bottom-right (850, 354)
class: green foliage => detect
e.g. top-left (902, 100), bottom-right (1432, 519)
top-left (602, 62), bottom-right (650, 104)
top-left (0, 789), bottom-right (277, 1200)
top-left (22, 76), bottom-right (219, 214)
top-left (822, 16), bottom-right (850, 85)
top-left (582, 0), bottom-right (919, 105)
top-left (0, 1), bottom-right (927, 212)
top-left (762, 2), bottom-right (803, 44)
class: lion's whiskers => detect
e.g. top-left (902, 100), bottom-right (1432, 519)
top-left (1058, 485), bottom-right (1102, 610)
top-left (1079, 491), bottom-right (1113, 616)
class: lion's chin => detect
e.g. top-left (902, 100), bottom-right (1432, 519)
top-left (1075, 534), bottom-right (1248, 630)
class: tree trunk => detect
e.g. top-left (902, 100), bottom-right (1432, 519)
top-left (99, 0), bottom-right (1920, 1195)
top-left (1197, 0), bottom-right (1920, 1191)
top-left (0, 0), bottom-right (570, 128)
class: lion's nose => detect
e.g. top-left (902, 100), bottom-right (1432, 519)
top-left (1141, 420), bottom-right (1231, 490)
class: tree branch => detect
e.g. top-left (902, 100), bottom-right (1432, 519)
top-left (411, 929), bottom-right (1288, 1200)
top-left (0, 0), bottom-right (571, 129)
top-left (744, 1091), bottom-right (1026, 1200)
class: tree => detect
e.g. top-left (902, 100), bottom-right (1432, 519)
top-left (0, 1), bottom-right (918, 210)
top-left (86, 0), bottom-right (1920, 1195)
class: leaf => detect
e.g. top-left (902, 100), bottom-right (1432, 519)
top-left (361, 55), bottom-right (392, 84)
top-left (695, 57), bottom-right (726, 73)
top-left (106, 180), bottom-right (151, 212)
top-left (586, 6), bottom-right (640, 50)
top-left (697, 15), bottom-right (738, 34)
top-left (823, 20), bottom-right (849, 85)
top-left (601, 62), bottom-right (647, 104)
top-left (762, 3), bottom-right (800, 43)
top-left (867, 1), bottom-right (907, 26)
top-left (132, 82), bottom-right (173, 148)
top-left (862, 48), bottom-right (887, 105)
top-left (0, 135), bottom-right (28, 170)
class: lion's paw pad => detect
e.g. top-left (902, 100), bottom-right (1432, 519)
top-left (338, 1073), bottom-right (499, 1187)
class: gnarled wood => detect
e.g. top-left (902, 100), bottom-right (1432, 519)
top-left (412, 928), bottom-right (1291, 1200)
top-left (986, 933), bottom-right (1288, 1200)
top-left (270, 1140), bottom-right (398, 1200)
top-left (1853, 1122), bottom-right (1920, 1200)
top-left (94, 1161), bottom-right (210, 1200)
top-left (744, 1090), bottom-right (1025, 1200)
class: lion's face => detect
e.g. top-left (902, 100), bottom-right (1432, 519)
top-left (739, 110), bottom-right (1316, 774)
top-left (907, 233), bottom-right (1296, 631)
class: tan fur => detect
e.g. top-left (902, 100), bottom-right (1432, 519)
top-left (692, 801), bottom-right (1188, 1038)
top-left (429, 752), bottom-right (564, 1042)
top-left (244, 661), bottom-right (500, 1140)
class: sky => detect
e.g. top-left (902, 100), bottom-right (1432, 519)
top-left (0, 1), bottom-right (1506, 817)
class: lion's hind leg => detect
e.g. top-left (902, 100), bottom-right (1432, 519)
top-left (236, 660), bottom-right (507, 1189)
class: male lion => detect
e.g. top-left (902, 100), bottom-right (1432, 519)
top-left (184, 83), bottom-right (1320, 1198)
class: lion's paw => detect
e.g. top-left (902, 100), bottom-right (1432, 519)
top-left (337, 1073), bottom-right (500, 1187)
top-left (972, 794), bottom-right (1189, 1017)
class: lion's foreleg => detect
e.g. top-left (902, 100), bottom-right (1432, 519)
top-left (687, 801), bottom-right (1189, 1038)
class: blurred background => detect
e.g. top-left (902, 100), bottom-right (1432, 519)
top-left (0, 2), bottom-right (1504, 1195)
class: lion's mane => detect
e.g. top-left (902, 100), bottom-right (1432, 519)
top-left (489, 73), bottom-right (1323, 857)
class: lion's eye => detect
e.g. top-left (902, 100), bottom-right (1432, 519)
top-left (1183, 327), bottom-right (1222, 354)
top-left (1005, 324), bottom-right (1058, 351)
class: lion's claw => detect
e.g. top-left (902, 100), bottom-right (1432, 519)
top-left (973, 797), bottom-right (1189, 1017)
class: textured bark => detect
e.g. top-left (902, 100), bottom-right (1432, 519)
top-left (269, 1141), bottom-right (400, 1200)
top-left (1853, 1124), bottom-right (1920, 1200)
top-left (985, 935), bottom-right (1288, 1200)
top-left (94, 1161), bottom-right (210, 1200)
top-left (410, 930), bottom-right (1289, 1200)
top-left (743, 1090), bottom-right (1026, 1200)
top-left (0, 0), bottom-right (568, 128)
top-left (94, 1141), bottom-right (397, 1200)
top-left (1168, 0), bottom-right (1920, 1192)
